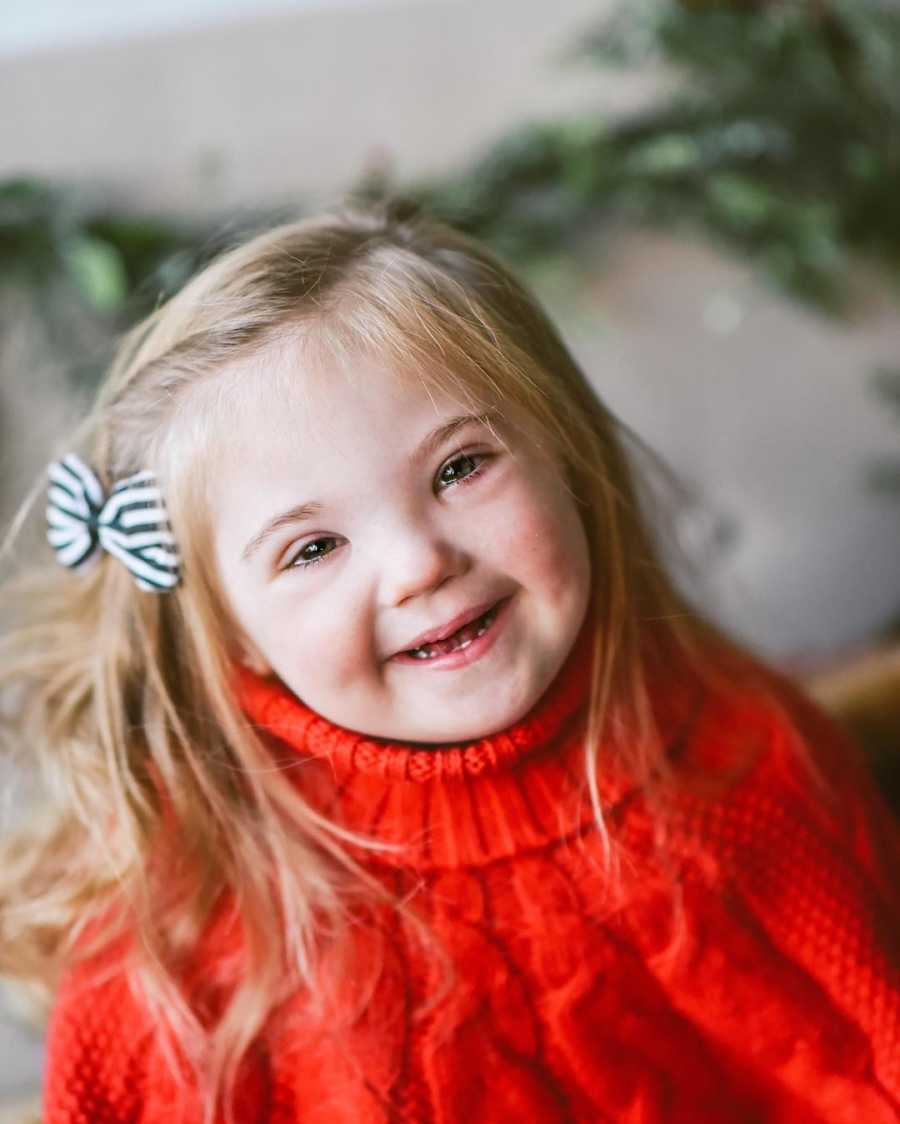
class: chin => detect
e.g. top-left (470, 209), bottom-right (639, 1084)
top-left (440, 701), bottom-right (533, 745)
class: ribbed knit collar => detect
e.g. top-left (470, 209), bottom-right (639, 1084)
top-left (232, 620), bottom-right (641, 871)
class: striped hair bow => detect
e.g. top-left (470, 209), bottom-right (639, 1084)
top-left (46, 453), bottom-right (181, 592)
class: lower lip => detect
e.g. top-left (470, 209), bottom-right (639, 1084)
top-left (390, 596), bottom-right (513, 671)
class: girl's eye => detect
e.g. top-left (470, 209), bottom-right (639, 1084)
top-left (436, 451), bottom-right (489, 491)
top-left (285, 537), bottom-right (340, 570)
top-left (284, 447), bottom-right (487, 570)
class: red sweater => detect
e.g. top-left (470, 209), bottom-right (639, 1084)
top-left (44, 633), bottom-right (900, 1122)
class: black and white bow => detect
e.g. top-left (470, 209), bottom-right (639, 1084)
top-left (46, 453), bottom-right (181, 592)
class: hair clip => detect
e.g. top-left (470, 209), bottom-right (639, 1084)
top-left (46, 453), bottom-right (181, 593)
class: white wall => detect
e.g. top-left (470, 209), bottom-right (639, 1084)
top-left (0, 0), bottom-right (415, 56)
top-left (555, 230), bottom-right (900, 660)
top-left (1, 0), bottom-right (633, 215)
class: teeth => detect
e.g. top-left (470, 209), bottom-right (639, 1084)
top-left (408, 606), bottom-right (496, 659)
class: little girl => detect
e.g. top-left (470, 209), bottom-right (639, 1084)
top-left (1, 196), bottom-right (899, 1124)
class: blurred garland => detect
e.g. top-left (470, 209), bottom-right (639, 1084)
top-left (415, 0), bottom-right (900, 314)
top-left (1, 0), bottom-right (899, 487)
top-left (0, 176), bottom-right (231, 329)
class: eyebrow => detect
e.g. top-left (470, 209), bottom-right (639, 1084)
top-left (241, 409), bottom-right (499, 563)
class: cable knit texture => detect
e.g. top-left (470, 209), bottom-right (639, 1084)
top-left (43, 628), bottom-right (900, 1123)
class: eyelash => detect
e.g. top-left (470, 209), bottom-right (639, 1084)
top-left (284, 450), bottom-right (490, 571)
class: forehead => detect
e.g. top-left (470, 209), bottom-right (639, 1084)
top-left (241, 349), bottom-right (475, 445)
top-left (199, 334), bottom-right (499, 487)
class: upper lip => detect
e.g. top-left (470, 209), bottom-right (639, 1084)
top-left (393, 597), bottom-right (503, 656)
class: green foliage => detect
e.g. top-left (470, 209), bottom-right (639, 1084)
top-left (0, 179), bottom-right (281, 388)
top-left (0, 178), bottom-right (210, 318)
top-left (3, 0), bottom-right (900, 401)
top-left (408, 0), bottom-right (900, 312)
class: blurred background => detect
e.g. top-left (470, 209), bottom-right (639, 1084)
top-left (2, 0), bottom-right (899, 1115)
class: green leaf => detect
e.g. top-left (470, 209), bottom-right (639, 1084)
top-left (706, 174), bottom-right (774, 229)
top-left (62, 234), bottom-right (128, 314)
top-left (624, 134), bottom-right (703, 177)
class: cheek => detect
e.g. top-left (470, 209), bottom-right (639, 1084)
top-left (259, 587), bottom-right (376, 690)
top-left (494, 483), bottom-right (591, 600)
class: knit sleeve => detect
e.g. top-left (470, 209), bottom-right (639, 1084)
top-left (43, 959), bottom-right (153, 1124)
top-left (700, 670), bottom-right (900, 1103)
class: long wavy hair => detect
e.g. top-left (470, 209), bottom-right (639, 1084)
top-left (0, 195), bottom-right (828, 1121)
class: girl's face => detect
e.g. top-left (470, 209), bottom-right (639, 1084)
top-left (209, 342), bottom-right (592, 743)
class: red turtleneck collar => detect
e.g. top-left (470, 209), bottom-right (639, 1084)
top-left (231, 620), bottom-right (646, 871)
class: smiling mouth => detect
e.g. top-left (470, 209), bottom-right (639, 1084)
top-left (404, 601), bottom-right (502, 660)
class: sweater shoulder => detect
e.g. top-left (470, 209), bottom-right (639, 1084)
top-left (673, 662), bottom-right (900, 910)
top-left (43, 954), bottom-right (155, 1123)
top-left (663, 664), bottom-right (900, 1098)
top-left (42, 899), bottom-right (271, 1124)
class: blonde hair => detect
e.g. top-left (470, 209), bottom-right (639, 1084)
top-left (0, 195), bottom-right (824, 1121)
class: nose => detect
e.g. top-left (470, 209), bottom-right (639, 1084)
top-left (377, 518), bottom-right (469, 608)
